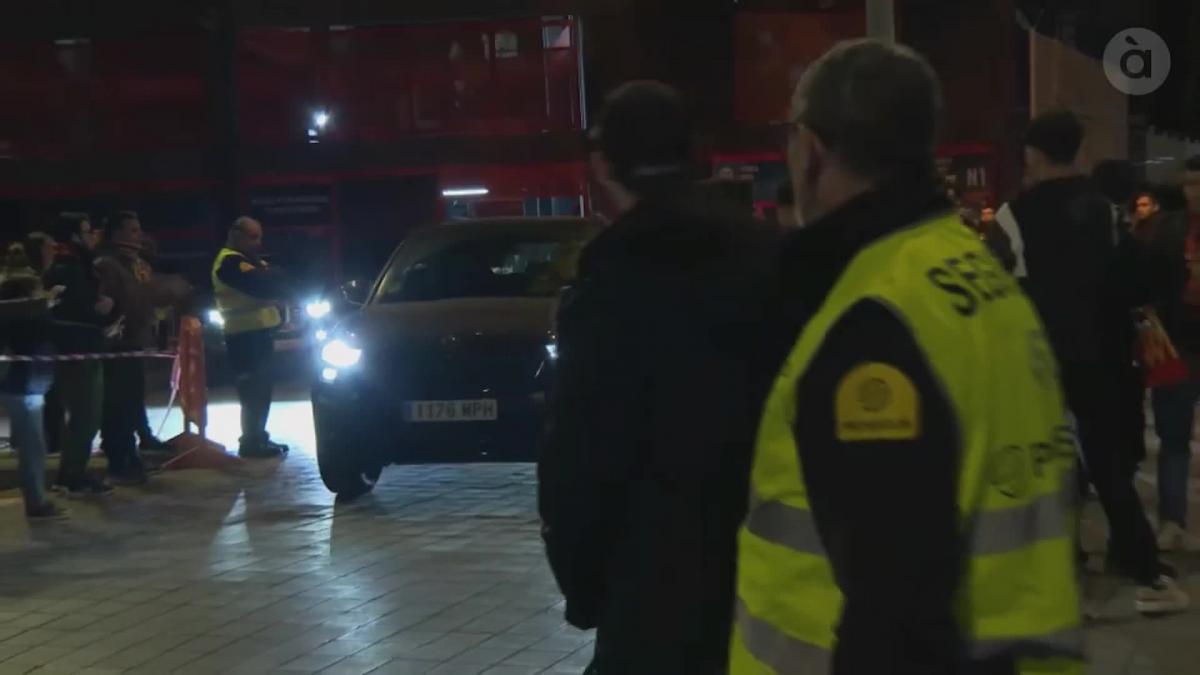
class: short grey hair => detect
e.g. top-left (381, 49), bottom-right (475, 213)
top-left (792, 39), bottom-right (942, 180)
top-left (227, 216), bottom-right (258, 244)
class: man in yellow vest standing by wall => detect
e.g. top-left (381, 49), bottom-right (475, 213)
top-left (730, 40), bottom-right (1084, 674)
top-left (212, 217), bottom-right (293, 458)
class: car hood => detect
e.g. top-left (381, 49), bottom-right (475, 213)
top-left (345, 297), bottom-right (557, 344)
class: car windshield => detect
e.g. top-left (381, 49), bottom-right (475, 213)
top-left (375, 232), bottom-right (587, 303)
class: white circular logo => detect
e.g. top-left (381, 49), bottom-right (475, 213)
top-left (1103, 28), bottom-right (1171, 96)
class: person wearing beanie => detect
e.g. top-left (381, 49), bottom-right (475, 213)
top-left (538, 80), bottom-right (782, 673)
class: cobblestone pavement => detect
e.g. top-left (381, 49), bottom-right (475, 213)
top-left (0, 396), bottom-right (1198, 674)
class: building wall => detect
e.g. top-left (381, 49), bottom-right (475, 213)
top-left (1029, 29), bottom-right (1129, 170)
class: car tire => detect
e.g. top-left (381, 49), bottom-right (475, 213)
top-left (317, 440), bottom-right (383, 501)
top-left (314, 408), bottom-right (383, 500)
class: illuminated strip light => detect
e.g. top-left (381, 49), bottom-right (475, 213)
top-left (441, 187), bottom-right (489, 197)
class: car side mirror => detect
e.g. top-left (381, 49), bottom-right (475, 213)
top-left (341, 279), bottom-right (369, 306)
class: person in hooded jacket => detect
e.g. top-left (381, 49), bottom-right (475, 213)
top-left (537, 81), bottom-right (782, 674)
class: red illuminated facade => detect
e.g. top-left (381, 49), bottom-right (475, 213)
top-left (0, 0), bottom-right (1022, 282)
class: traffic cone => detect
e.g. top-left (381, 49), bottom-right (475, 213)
top-left (161, 316), bottom-right (242, 471)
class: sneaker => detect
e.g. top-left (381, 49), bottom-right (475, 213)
top-left (265, 440), bottom-right (290, 454)
top-left (238, 442), bottom-right (285, 459)
top-left (1158, 522), bottom-right (1200, 553)
top-left (1136, 575), bottom-right (1191, 615)
top-left (25, 501), bottom-right (68, 520)
top-left (108, 470), bottom-right (148, 487)
top-left (60, 477), bottom-right (115, 498)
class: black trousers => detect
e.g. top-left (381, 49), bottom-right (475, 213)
top-left (1063, 361), bottom-right (1159, 584)
top-left (225, 329), bottom-right (275, 448)
top-left (43, 384), bottom-right (64, 454)
top-left (101, 358), bottom-right (146, 475)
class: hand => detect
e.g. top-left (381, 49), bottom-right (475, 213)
top-left (104, 316), bottom-right (126, 340)
top-left (46, 285), bottom-right (66, 308)
top-left (95, 295), bottom-right (114, 315)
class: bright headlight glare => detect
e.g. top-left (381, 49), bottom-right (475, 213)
top-left (305, 299), bottom-right (332, 319)
top-left (321, 339), bottom-right (362, 368)
top-left (545, 343), bottom-right (559, 360)
top-left (206, 309), bottom-right (225, 327)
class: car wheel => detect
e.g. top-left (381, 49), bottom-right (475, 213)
top-left (314, 411), bottom-right (383, 500)
top-left (317, 439), bottom-right (382, 500)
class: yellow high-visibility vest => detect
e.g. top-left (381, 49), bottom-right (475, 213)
top-left (210, 248), bottom-right (282, 335)
top-left (731, 211), bottom-right (1082, 675)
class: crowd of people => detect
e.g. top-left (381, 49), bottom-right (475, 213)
top-left (0, 211), bottom-right (189, 520)
top-left (539, 38), bottom-right (1197, 675)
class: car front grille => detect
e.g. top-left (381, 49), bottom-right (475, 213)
top-left (376, 336), bottom-right (547, 398)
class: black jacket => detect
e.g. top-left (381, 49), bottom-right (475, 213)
top-left (43, 243), bottom-right (111, 354)
top-left (1009, 176), bottom-right (1127, 366)
top-left (538, 184), bottom-right (782, 673)
top-left (0, 275), bottom-right (55, 395)
top-left (772, 181), bottom-right (977, 675)
top-left (1133, 210), bottom-right (1200, 361)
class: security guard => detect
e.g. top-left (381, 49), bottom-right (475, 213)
top-left (212, 216), bottom-right (291, 458)
top-left (730, 40), bottom-right (1082, 675)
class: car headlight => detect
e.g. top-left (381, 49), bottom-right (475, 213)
top-left (206, 309), bottom-right (225, 327)
top-left (320, 338), bottom-right (362, 368)
top-left (305, 298), bottom-right (332, 319)
top-left (545, 343), bottom-right (558, 360)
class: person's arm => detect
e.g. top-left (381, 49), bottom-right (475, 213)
top-left (538, 259), bottom-right (650, 629)
top-left (46, 262), bottom-right (109, 325)
top-left (0, 296), bottom-right (51, 321)
top-left (794, 300), bottom-right (965, 675)
top-left (215, 254), bottom-right (293, 301)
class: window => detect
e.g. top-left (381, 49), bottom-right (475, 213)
top-left (377, 234), bottom-right (587, 302)
top-left (542, 24), bottom-right (571, 50)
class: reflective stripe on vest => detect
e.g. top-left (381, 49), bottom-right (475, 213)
top-left (736, 600), bottom-right (830, 675)
top-left (211, 248), bottom-right (282, 335)
top-left (732, 211), bottom-right (1082, 675)
top-left (737, 598), bottom-right (1083, 674)
top-left (746, 480), bottom-right (1073, 559)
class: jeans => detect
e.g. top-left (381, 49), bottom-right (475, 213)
top-left (100, 358), bottom-right (146, 476)
top-left (53, 361), bottom-right (103, 487)
top-left (0, 393), bottom-right (49, 510)
top-left (1151, 380), bottom-right (1200, 527)
top-left (1064, 362), bottom-right (1160, 584)
top-left (225, 330), bottom-right (275, 447)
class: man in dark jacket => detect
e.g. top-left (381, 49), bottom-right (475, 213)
top-left (537, 81), bottom-right (781, 674)
top-left (1006, 112), bottom-right (1187, 613)
top-left (1, 242), bottom-right (66, 518)
top-left (43, 213), bottom-right (116, 496)
top-left (95, 211), bottom-right (157, 484)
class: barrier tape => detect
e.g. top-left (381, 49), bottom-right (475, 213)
top-left (0, 350), bottom-right (176, 363)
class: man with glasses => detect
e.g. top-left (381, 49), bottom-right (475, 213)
top-left (731, 40), bottom-right (1083, 674)
top-left (44, 213), bottom-right (116, 496)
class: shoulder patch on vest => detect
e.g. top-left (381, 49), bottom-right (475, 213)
top-left (238, 261), bottom-right (255, 273)
top-left (834, 362), bottom-right (921, 442)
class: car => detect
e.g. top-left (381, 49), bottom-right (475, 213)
top-left (311, 217), bottom-right (599, 499)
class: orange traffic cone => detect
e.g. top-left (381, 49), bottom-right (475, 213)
top-left (160, 316), bottom-right (242, 471)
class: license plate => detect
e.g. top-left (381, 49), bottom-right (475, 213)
top-left (404, 399), bottom-right (498, 423)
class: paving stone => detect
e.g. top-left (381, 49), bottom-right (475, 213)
top-left (1, 396), bottom-right (1196, 674)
